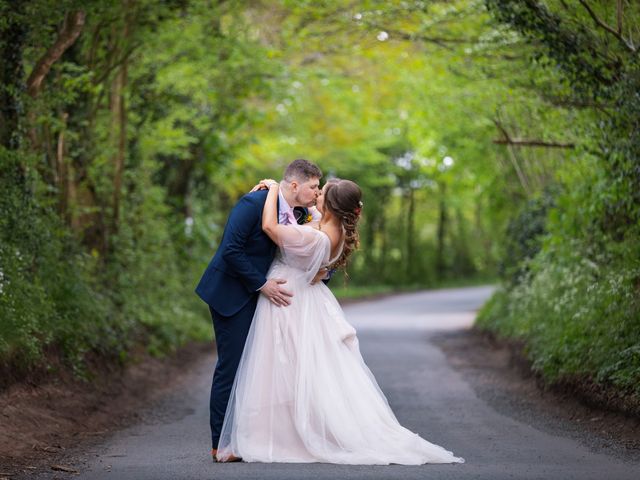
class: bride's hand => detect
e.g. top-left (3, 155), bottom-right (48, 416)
top-left (250, 178), bottom-right (277, 193)
top-left (311, 267), bottom-right (329, 285)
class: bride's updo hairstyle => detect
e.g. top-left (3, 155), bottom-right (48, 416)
top-left (323, 179), bottom-right (363, 271)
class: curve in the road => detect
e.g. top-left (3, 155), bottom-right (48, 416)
top-left (31, 286), bottom-right (640, 480)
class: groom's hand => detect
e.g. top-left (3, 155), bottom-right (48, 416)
top-left (259, 278), bottom-right (293, 306)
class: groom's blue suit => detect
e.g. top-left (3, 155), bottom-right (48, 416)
top-left (195, 189), bottom-right (277, 449)
top-left (196, 190), bottom-right (276, 316)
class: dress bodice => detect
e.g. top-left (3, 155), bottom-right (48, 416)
top-left (270, 225), bottom-right (343, 284)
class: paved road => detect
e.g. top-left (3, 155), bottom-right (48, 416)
top-left (34, 286), bottom-right (640, 479)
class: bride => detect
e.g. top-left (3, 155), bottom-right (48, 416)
top-left (216, 178), bottom-right (465, 465)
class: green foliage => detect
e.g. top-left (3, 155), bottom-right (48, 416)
top-left (499, 184), bottom-right (558, 285)
top-left (105, 168), bottom-right (211, 359)
top-left (0, 151), bottom-right (104, 373)
top-left (485, 0), bottom-right (640, 232)
top-left (479, 0), bottom-right (640, 397)
top-left (1, 0), bottom-right (638, 401)
top-left (0, 148), bottom-right (211, 379)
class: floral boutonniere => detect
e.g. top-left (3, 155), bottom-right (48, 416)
top-left (293, 206), bottom-right (311, 225)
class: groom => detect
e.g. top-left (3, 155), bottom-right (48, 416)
top-left (195, 159), bottom-right (323, 462)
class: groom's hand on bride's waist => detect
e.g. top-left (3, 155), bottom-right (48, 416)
top-left (258, 278), bottom-right (293, 306)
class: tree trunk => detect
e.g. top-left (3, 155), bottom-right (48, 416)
top-left (378, 212), bottom-right (388, 281)
top-left (54, 112), bottom-right (79, 231)
top-left (0, 2), bottom-right (27, 150)
top-left (167, 153), bottom-right (197, 218)
top-left (435, 182), bottom-right (448, 280)
top-left (110, 63), bottom-right (128, 233)
top-left (56, 35), bottom-right (105, 251)
top-left (474, 195), bottom-right (492, 270)
top-left (26, 11), bottom-right (85, 98)
top-left (25, 11), bottom-right (85, 151)
top-left (406, 187), bottom-right (415, 281)
top-left (56, 112), bottom-right (68, 214)
top-left (110, 6), bottom-right (132, 234)
top-left (363, 209), bottom-right (376, 278)
top-left (454, 206), bottom-right (475, 276)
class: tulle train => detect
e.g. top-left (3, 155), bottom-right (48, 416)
top-left (216, 262), bottom-right (465, 465)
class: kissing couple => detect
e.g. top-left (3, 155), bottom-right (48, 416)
top-left (195, 159), bottom-right (465, 465)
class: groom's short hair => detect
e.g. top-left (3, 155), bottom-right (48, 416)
top-left (283, 159), bottom-right (322, 183)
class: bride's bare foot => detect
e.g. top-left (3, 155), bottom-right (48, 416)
top-left (212, 448), bottom-right (242, 463)
top-left (221, 453), bottom-right (243, 462)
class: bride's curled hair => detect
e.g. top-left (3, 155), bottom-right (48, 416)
top-left (323, 179), bottom-right (362, 271)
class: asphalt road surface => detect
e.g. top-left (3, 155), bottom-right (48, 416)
top-left (32, 285), bottom-right (640, 479)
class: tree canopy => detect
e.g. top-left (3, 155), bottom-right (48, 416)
top-left (1, 1), bottom-right (638, 395)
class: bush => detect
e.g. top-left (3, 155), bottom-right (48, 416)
top-left (0, 151), bottom-right (210, 383)
top-left (0, 154), bottom-right (105, 375)
top-left (477, 235), bottom-right (640, 394)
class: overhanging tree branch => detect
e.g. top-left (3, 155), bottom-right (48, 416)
top-left (577, 0), bottom-right (636, 53)
top-left (493, 138), bottom-right (575, 148)
top-left (492, 118), bottom-right (575, 149)
top-left (616, 0), bottom-right (623, 35)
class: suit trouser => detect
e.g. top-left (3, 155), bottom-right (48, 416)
top-left (209, 296), bottom-right (258, 449)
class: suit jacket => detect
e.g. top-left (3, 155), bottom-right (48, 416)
top-left (195, 190), bottom-right (276, 317)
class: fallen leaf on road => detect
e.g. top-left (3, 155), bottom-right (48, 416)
top-left (50, 465), bottom-right (79, 473)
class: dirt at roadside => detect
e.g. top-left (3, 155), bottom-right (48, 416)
top-left (434, 328), bottom-right (640, 460)
top-left (0, 341), bottom-right (215, 477)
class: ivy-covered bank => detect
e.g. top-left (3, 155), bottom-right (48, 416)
top-left (477, 1), bottom-right (640, 407)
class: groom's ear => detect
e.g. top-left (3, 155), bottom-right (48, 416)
top-left (289, 180), bottom-right (298, 192)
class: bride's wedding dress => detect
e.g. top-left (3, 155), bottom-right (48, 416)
top-left (217, 224), bottom-right (465, 465)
